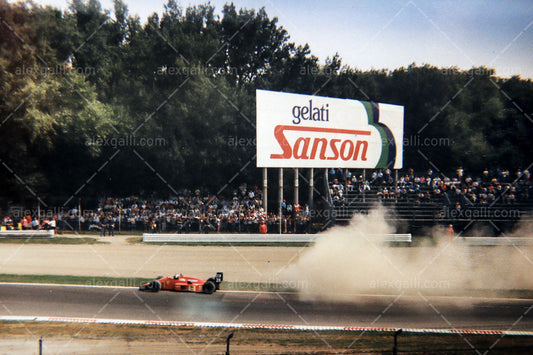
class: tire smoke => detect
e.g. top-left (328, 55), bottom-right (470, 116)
top-left (284, 206), bottom-right (533, 301)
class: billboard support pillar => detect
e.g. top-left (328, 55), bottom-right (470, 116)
top-left (395, 169), bottom-right (399, 202)
top-left (263, 168), bottom-right (268, 215)
top-left (294, 168), bottom-right (299, 205)
top-left (363, 169), bottom-right (366, 203)
top-left (324, 169), bottom-right (330, 203)
top-left (279, 168), bottom-right (283, 234)
top-left (78, 198), bottom-right (81, 232)
top-left (346, 169), bottom-right (350, 192)
top-left (309, 168), bottom-right (314, 209)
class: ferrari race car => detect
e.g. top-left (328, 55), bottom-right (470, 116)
top-left (139, 272), bottom-right (223, 294)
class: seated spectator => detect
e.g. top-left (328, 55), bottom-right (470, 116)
top-left (31, 218), bottom-right (40, 230)
top-left (3, 216), bottom-right (13, 230)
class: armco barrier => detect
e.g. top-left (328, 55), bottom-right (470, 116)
top-left (0, 230), bottom-right (54, 238)
top-left (142, 233), bottom-right (412, 243)
top-left (1, 316), bottom-right (532, 336)
top-left (459, 237), bottom-right (533, 246)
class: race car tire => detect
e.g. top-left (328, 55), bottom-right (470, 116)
top-left (207, 277), bottom-right (221, 290)
top-left (150, 280), bottom-right (161, 292)
top-left (203, 280), bottom-right (216, 294)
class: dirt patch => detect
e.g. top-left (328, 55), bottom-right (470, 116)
top-left (1, 321), bottom-right (532, 354)
top-left (0, 243), bottom-right (304, 282)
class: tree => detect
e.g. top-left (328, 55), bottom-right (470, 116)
top-left (1, 0), bottom-right (532, 205)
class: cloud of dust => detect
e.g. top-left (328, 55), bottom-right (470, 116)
top-left (283, 205), bottom-right (533, 301)
top-left (508, 216), bottom-right (533, 239)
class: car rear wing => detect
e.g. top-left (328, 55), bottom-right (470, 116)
top-left (214, 272), bottom-right (223, 288)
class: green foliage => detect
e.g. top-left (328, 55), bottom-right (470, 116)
top-left (0, 0), bottom-right (532, 206)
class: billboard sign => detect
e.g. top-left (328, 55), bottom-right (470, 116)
top-left (256, 90), bottom-right (404, 169)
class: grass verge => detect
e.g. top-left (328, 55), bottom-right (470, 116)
top-left (0, 237), bottom-right (106, 244)
top-left (0, 274), bottom-right (149, 288)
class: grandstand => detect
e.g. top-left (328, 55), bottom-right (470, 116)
top-left (331, 172), bottom-right (533, 236)
top-left (3, 168), bottom-right (531, 237)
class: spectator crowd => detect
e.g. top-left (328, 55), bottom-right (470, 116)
top-left (329, 167), bottom-right (532, 208)
top-left (86, 185), bottom-right (311, 234)
top-left (2, 168), bottom-right (531, 234)
top-left (1, 184), bottom-right (310, 234)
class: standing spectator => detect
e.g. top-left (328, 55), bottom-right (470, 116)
top-left (20, 217), bottom-right (28, 230)
top-left (100, 216), bottom-right (107, 236)
top-left (456, 167), bottom-right (464, 181)
top-left (108, 219), bottom-right (115, 236)
top-left (446, 224), bottom-right (454, 237)
top-left (259, 220), bottom-right (267, 234)
top-left (49, 218), bottom-right (56, 231)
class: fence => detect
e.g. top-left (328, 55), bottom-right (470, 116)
top-left (0, 230), bottom-right (54, 238)
top-left (142, 233), bottom-right (412, 243)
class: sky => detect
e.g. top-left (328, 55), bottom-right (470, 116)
top-left (37, 0), bottom-right (533, 79)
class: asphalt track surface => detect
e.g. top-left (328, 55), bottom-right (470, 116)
top-left (0, 284), bottom-right (532, 331)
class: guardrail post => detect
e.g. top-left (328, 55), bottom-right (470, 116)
top-left (225, 332), bottom-right (234, 355)
top-left (393, 329), bottom-right (402, 355)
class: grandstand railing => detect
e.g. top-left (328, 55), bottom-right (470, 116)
top-left (332, 190), bottom-right (533, 225)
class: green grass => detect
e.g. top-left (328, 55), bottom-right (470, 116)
top-left (126, 237), bottom-right (143, 244)
top-left (0, 237), bottom-right (106, 244)
top-left (0, 274), bottom-right (150, 287)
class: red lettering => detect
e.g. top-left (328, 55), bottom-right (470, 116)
top-left (310, 138), bottom-right (328, 159)
top-left (294, 137), bottom-right (310, 159)
top-left (340, 140), bottom-right (354, 160)
top-left (270, 125), bottom-right (372, 162)
top-left (353, 141), bottom-right (368, 161)
top-left (328, 139), bottom-right (341, 160)
top-left (270, 125), bottom-right (292, 159)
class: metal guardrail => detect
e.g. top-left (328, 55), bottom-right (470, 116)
top-left (457, 237), bottom-right (533, 246)
top-left (3, 315), bottom-right (533, 337)
top-left (0, 230), bottom-right (54, 238)
top-left (142, 233), bottom-right (412, 243)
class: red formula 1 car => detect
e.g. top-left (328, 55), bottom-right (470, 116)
top-left (139, 272), bottom-right (223, 294)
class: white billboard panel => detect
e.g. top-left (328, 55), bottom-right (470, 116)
top-left (256, 90), bottom-right (404, 169)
